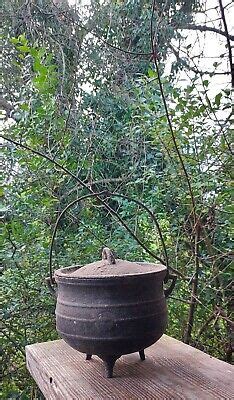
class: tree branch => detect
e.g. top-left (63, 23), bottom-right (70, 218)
top-left (150, 4), bottom-right (196, 222)
top-left (37, 3), bottom-right (153, 58)
top-left (184, 226), bottom-right (201, 344)
top-left (60, 177), bottom-right (131, 200)
top-left (181, 24), bottom-right (234, 41)
top-left (1, 134), bottom-right (168, 266)
top-left (218, 0), bottom-right (233, 87)
top-left (151, 0), bottom-right (201, 344)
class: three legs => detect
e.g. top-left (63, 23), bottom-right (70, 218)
top-left (85, 350), bottom-right (145, 378)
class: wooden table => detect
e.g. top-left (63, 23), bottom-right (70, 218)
top-left (26, 335), bottom-right (234, 399)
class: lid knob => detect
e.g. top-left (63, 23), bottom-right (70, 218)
top-left (102, 247), bottom-right (116, 265)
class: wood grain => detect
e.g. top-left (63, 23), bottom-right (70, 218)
top-left (26, 335), bottom-right (234, 399)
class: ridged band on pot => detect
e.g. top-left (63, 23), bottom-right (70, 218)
top-left (54, 265), bottom-right (167, 356)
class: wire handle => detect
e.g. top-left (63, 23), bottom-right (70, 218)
top-left (47, 191), bottom-right (176, 295)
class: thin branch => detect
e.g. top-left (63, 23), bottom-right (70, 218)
top-left (181, 24), bottom-right (234, 41)
top-left (60, 176), bottom-right (131, 200)
top-left (151, 0), bottom-right (200, 344)
top-left (1, 329), bottom-right (26, 357)
top-left (150, 2), bottom-right (196, 222)
top-left (1, 135), bottom-right (168, 266)
top-left (168, 43), bottom-right (230, 75)
top-left (169, 296), bottom-right (191, 304)
top-left (37, 3), bottom-right (153, 58)
top-left (184, 226), bottom-right (201, 344)
top-left (218, 0), bottom-right (233, 87)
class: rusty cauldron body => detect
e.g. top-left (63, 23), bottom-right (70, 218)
top-left (53, 248), bottom-right (176, 378)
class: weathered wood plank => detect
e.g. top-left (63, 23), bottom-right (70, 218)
top-left (26, 335), bottom-right (234, 400)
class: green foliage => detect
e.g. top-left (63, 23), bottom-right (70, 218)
top-left (1, 0), bottom-right (232, 397)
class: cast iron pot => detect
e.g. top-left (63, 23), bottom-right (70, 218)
top-left (47, 192), bottom-right (176, 378)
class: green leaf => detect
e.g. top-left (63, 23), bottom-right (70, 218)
top-left (16, 45), bottom-right (30, 53)
top-left (0, 186), bottom-right (4, 197)
top-left (19, 103), bottom-right (30, 111)
top-left (214, 93), bottom-right (222, 106)
top-left (148, 68), bottom-right (157, 78)
top-left (33, 59), bottom-right (47, 74)
top-left (10, 37), bottom-right (20, 44)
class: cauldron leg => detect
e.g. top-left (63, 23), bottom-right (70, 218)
top-left (86, 354), bottom-right (92, 360)
top-left (139, 350), bottom-right (145, 361)
top-left (102, 355), bottom-right (118, 378)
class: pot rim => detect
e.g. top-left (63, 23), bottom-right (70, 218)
top-left (54, 263), bottom-right (167, 281)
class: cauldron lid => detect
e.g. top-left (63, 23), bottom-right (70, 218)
top-left (55, 247), bottom-right (166, 279)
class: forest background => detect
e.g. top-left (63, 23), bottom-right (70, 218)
top-left (1, 0), bottom-right (233, 398)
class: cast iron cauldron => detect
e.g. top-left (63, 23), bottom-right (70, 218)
top-left (47, 192), bottom-right (177, 378)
